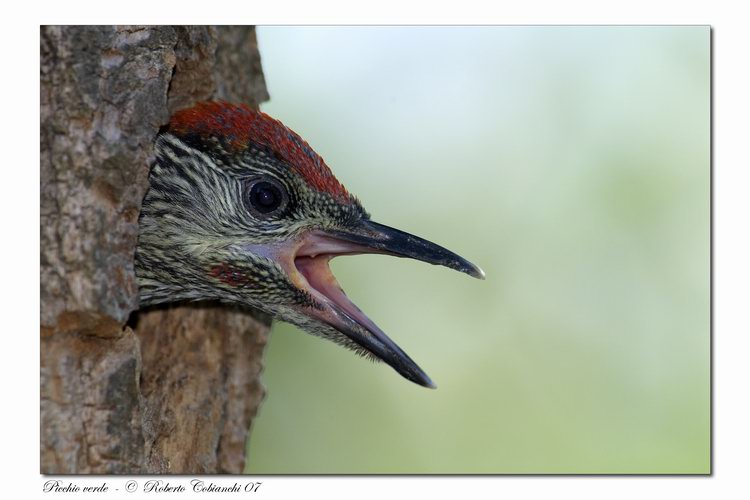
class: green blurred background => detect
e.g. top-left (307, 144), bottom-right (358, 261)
top-left (245, 26), bottom-right (709, 474)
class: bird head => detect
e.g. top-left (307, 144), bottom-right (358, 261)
top-left (135, 101), bottom-right (484, 388)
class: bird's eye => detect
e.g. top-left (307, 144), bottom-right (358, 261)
top-left (245, 178), bottom-right (288, 216)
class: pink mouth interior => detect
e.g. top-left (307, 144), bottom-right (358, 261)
top-left (293, 234), bottom-right (385, 337)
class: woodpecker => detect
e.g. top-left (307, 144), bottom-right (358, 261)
top-left (135, 101), bottom-right (484, 388)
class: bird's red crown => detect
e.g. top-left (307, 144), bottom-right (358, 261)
top-left (168, 101), bottom-right (352, 203)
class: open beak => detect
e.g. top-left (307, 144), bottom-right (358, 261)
top-left (280, 219), bottom-right (484, 389)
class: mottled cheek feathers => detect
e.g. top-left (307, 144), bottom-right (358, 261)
top-left (168, 101), bottom-right (354, 204)
top-left (138, 100), bottom-right (484, 387)
top-left (209, 263), bottom-right (254, 288)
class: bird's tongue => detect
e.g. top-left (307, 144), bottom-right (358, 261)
top-left (288, 229), bottom-right (437, 388)
top-left (294, 254), bottom-right (382, 336)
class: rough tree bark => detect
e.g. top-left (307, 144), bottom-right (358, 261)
top-left (40, 26), bottom-right (270, 474)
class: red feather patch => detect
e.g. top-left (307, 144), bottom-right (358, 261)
top-left (168, 101), bottom-right (352, 202)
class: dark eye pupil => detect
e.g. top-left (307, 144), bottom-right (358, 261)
top-left (249, 181), bottom-right (282, 214)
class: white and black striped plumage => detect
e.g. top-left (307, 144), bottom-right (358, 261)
top-left (135, 102), bottom-right (484, 387)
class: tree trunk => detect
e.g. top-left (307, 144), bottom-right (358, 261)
top-left (40, 25), bottom-right (270, 474)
